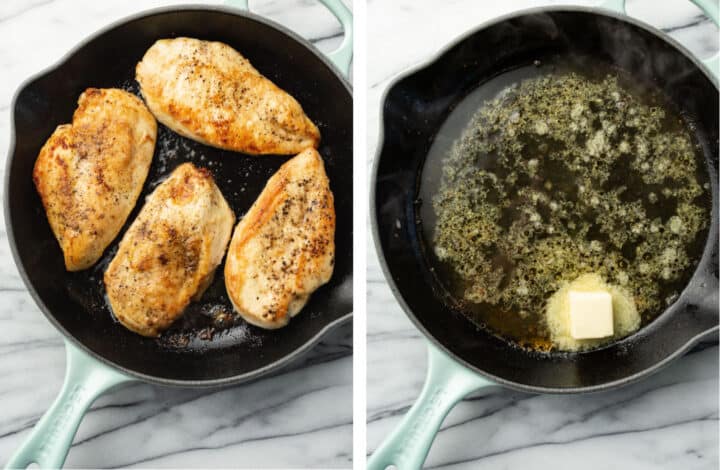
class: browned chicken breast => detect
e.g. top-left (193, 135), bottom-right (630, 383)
top-left (105, 163), bottom-right (235, 337)
top-left (224, 148), bottom-right (335, 329)
top-left (136, 37), bottom-right (320, 155)
top-left (33, 88), bottom-right (157, 271)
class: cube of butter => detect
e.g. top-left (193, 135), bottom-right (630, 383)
top-left (568, 290), bottom-right (614, 339)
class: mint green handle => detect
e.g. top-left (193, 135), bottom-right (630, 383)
top-left (692, 0), bottom-right (720, 78)
top-left (600, 0), bottom-right (719, 79)
top-left (225, 0), bottom-right (353, 77)
top-left (367, 344), bottom-right (494, 470)
top-left (5, 340), bottom-right (132, 469)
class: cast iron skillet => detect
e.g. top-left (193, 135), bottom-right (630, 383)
top-left (4, 2), bottom-right (352, 468)
top-left (369, 1), bottom-right (718, 469)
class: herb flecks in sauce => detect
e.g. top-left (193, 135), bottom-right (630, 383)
top-left (432, 73), bottom-right (709, 351)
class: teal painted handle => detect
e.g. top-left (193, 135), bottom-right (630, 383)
top-left (225, 0), bottom-right (353, 77)
top-left (367, 344), bottom-right (494, 470)
top-left (5, 340), bottom-right (132, 469)
top-left (692, 0), bottom-right (720, 79)
top-left (600, 0), bottom-right (720, 79)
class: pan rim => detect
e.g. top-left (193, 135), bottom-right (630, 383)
top-left (4, 4), bottom-right (353, 387)
top-left (370, 4), bottom-right (719, 394)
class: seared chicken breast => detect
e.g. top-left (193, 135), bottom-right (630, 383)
top-left (33, 88), bottom-right (156, 271)
top-left (136, 37), bottom-right (320, 155)
top-left (105, 163), bottom-right (234, 337)
top-left (224, 148), bottom-right (335, 329)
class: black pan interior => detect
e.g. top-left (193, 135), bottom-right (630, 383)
top-left (374, 9), bottom-right (718, 391)
top-left (7, 8), bottom-right (352, 383)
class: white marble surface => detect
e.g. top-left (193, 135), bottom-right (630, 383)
top-left (366, 1), bottom-right (719, 468)
top-left (0, 0), bottom-right (352, 468)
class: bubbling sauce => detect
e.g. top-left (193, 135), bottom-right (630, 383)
top-left (425, 65), bottom-right (710, 352)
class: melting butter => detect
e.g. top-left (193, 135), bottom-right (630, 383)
top-left (546, 273), bottom-right (640, 351)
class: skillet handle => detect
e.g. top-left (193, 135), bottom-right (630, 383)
top-left (367, 343), bottom-right (494, 470)
top-left (5, 340), bottom-right (132, 469)
top-left (600, 0), bottom-right (720, 79)
top-left (692, 0), bottom-right (720, 78)
top-left (225, 0), bottom-right (353, 77)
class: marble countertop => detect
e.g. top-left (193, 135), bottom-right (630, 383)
top-left (0, 0), bottom-right (351, 468)
top-left (366, 0), bottom-right (719, 469)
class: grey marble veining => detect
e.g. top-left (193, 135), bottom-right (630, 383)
top-left (367, 1), bottom-right (719, 468)
top-left (0, 0), bottom-right (352, 468)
